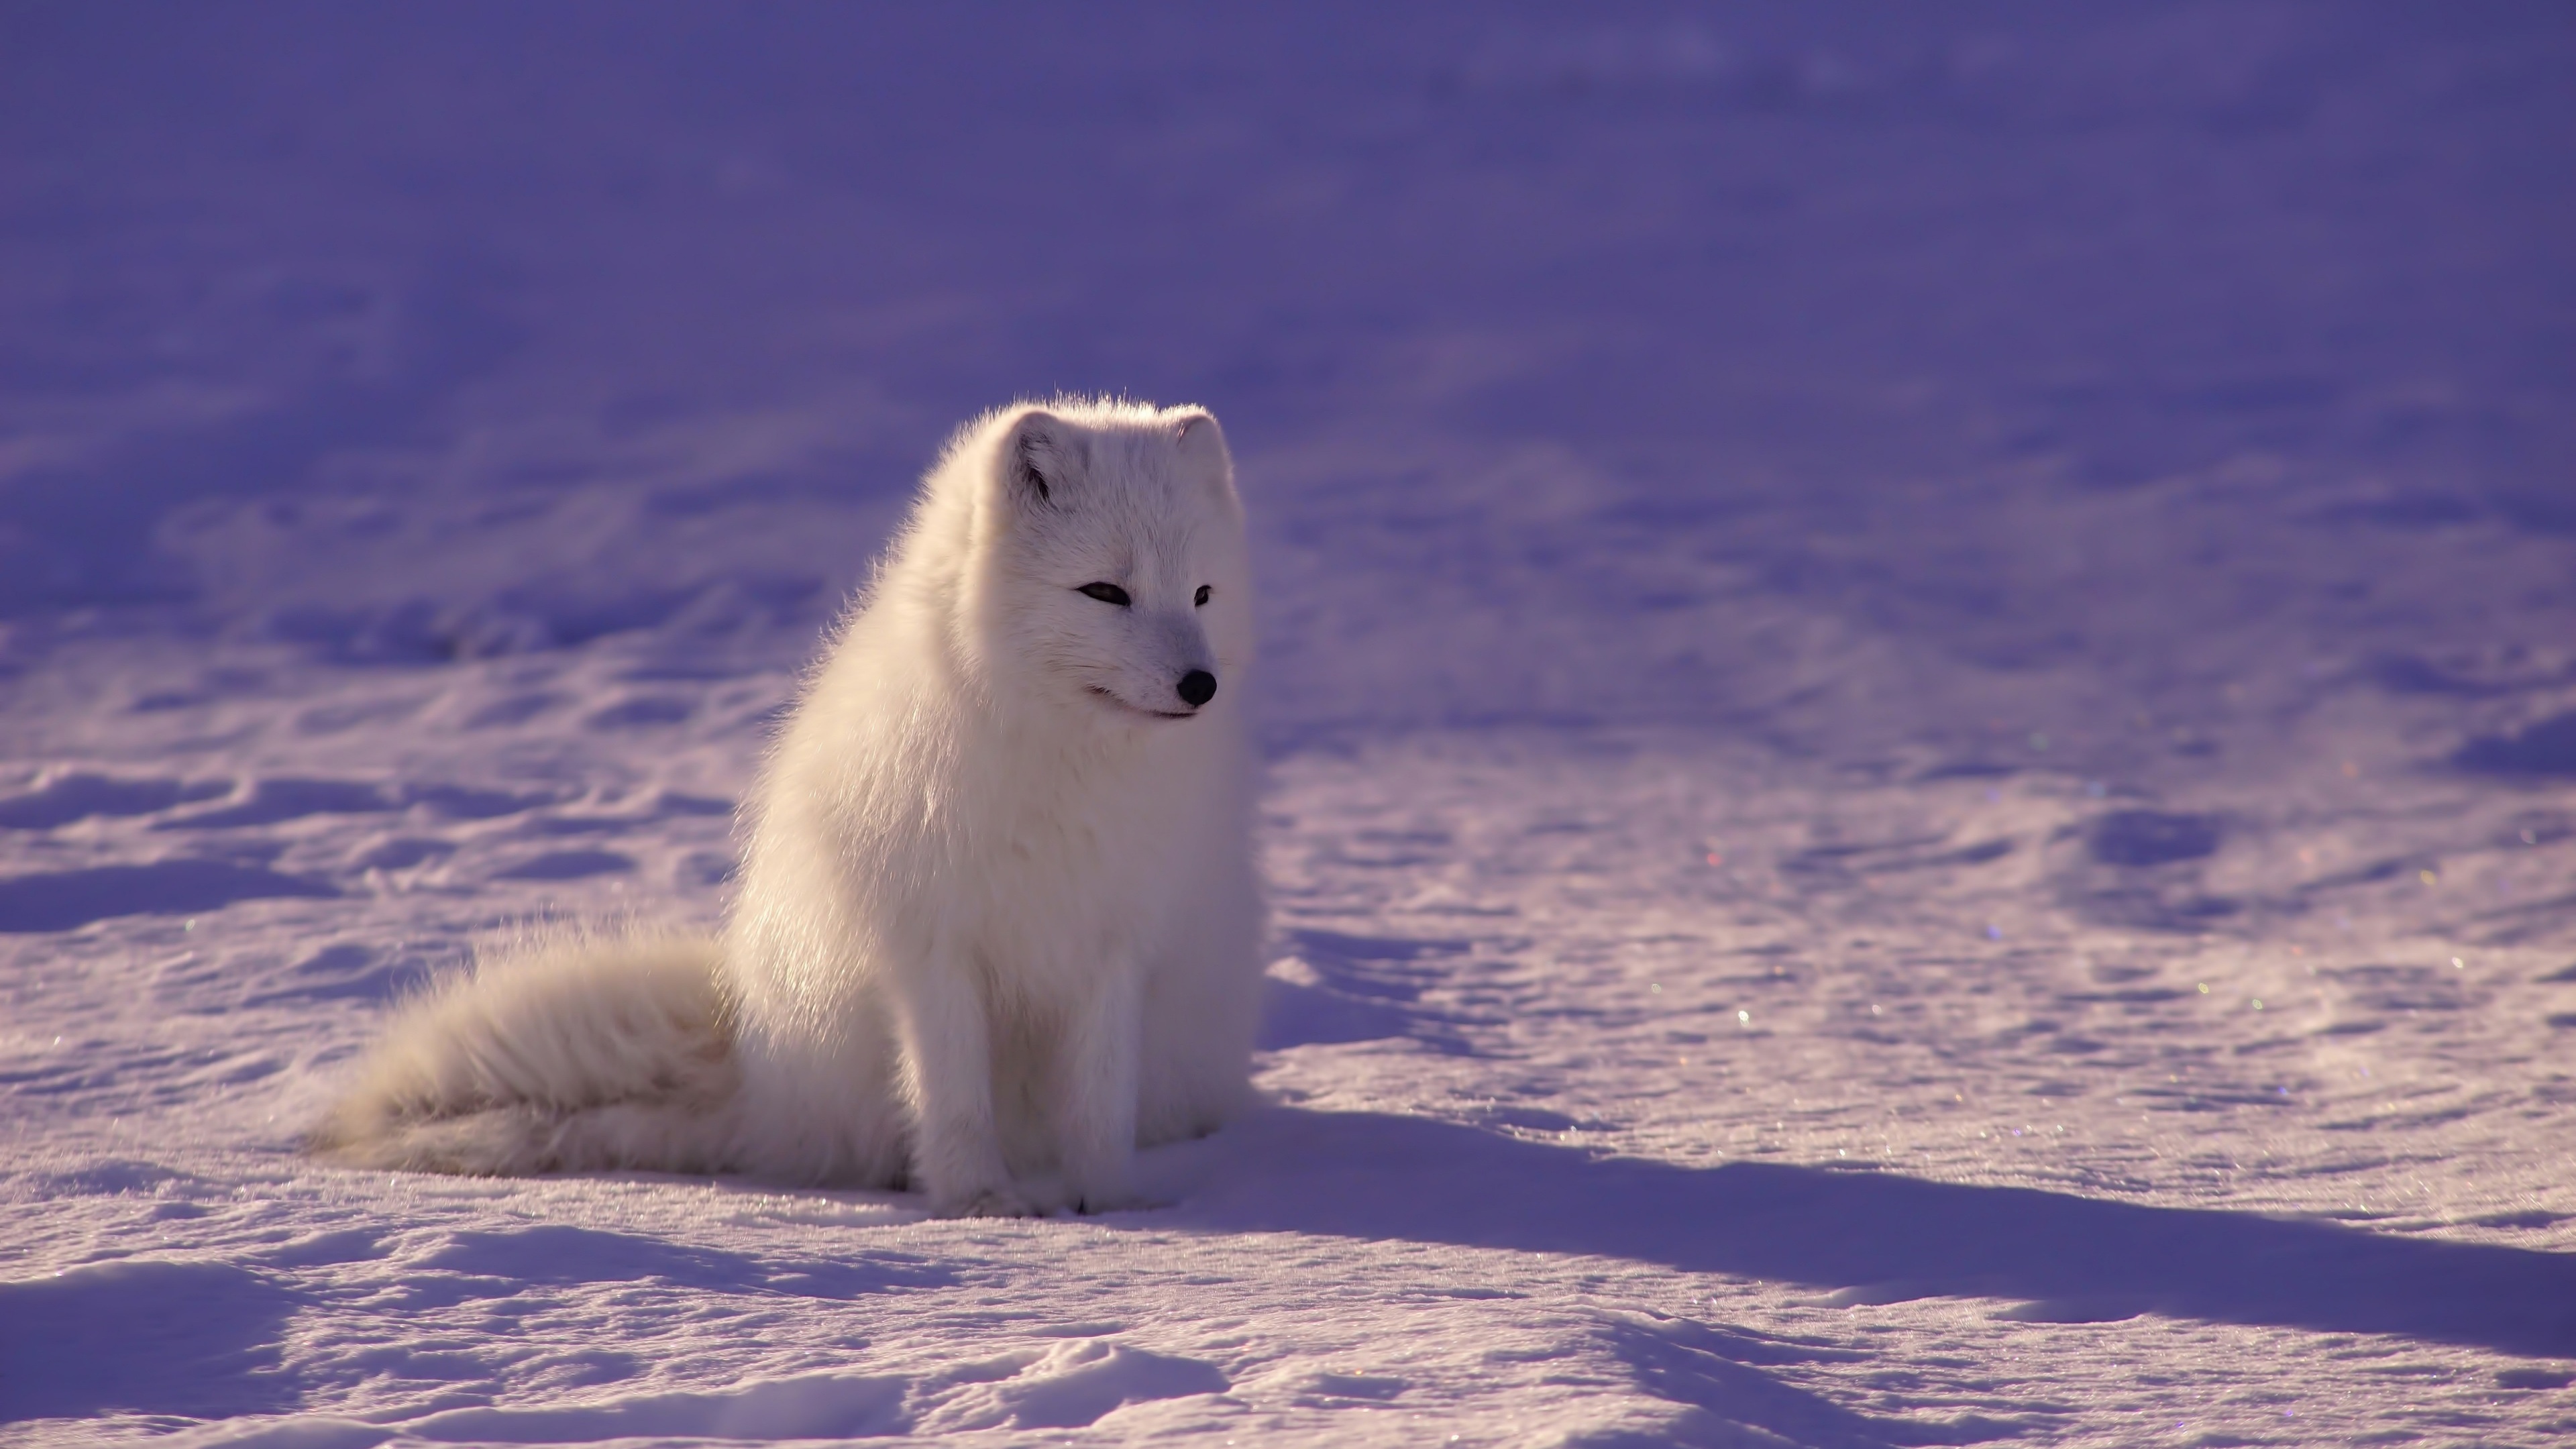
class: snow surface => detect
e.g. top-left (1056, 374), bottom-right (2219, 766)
top-left (5, 2), bottom-right (2575, 1444)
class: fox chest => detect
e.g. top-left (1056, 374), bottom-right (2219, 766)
top-left (916, 771), bottom-right (1196, 973)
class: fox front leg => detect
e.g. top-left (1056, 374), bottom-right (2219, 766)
top-left (1051, 961), bottom-right (1146, 1214)
top-left (893, 959), bottom-right (1032, 1218)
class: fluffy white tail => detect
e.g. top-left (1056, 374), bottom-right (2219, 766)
top-left (310, 932), bottom-right (743, 1176)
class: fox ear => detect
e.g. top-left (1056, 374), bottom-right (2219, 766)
top-left (1173, 410), bottom-right (1233, 489)
top-left (1001, 409), bottom-right (1077, 508)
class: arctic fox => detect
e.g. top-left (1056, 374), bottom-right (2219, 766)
top-left (313, 399), bottom-right (1264, 1217)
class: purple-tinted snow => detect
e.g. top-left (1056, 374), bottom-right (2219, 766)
top-left (3, 4), bottom-right (2572, 1444)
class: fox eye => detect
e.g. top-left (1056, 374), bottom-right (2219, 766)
top-left (1076, 582), bottom-right (1132, 607)
top-left (1193, 585), bottom-right (1212, 607)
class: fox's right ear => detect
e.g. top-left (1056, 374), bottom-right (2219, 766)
top-left (1000, 409), bottom-right (1076, 509)
top-left (1173, 409), bottom-right (1239, 508)
top-left (1173, 410), bottom-right (1230, 468)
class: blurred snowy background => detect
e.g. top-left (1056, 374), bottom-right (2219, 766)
top-left (3, 3), bottom-right (2572, 1444)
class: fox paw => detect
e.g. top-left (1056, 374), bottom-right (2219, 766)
top-left (1068, 1184), bottom-right (1161, 1216)
top-left (935, 1185), bottom-right (1038, 1220)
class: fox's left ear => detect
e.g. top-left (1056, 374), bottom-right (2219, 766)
top-left (1173, 411), bottom-right (1236, 498)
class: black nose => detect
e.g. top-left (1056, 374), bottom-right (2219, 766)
top-left (1176, 669), bottom-right (1218, 708)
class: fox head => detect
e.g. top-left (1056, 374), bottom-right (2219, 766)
top-left (961, 400), bottom-right (1253, 729)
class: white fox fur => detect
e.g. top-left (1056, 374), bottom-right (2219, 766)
top-left (313, 399), bottom-right (1265, 1216)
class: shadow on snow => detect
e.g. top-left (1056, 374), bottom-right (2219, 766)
top-left (0, 1260), bottom-right (300, 1423)
top-left (1185, 1109), bottom-right (2576, 1360)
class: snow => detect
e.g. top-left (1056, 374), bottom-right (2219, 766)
top-left (3, 2), bottom-right (2574, 1443)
